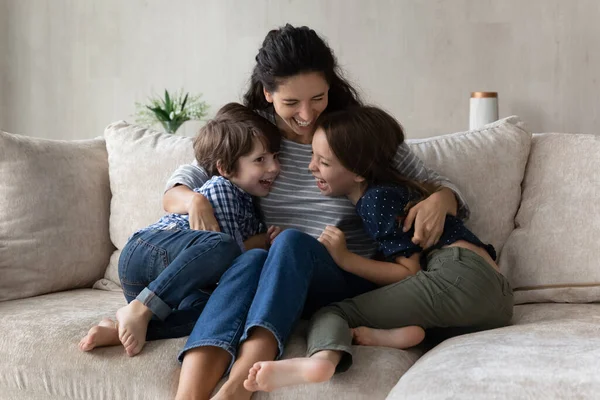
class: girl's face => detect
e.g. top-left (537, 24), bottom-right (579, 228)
top-left (308, 129), bottom-right (365, 203)
top-left (225, 138), bottom-right (280, 197)
top-left (264, 72), bottom-right (329, 145)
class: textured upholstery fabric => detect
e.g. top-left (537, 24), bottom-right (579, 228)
top-left (387, 303), bottom-right (600, 399)
top-left (0, 130), bottom-right (113, 301)
top-left (0, 289), bottom-right (422, 400)
top-left (100, 121), bottom-right (195, 287)
top-left (499, 133), bottom-right (600, 304)
top-left (100, 117), bottom-right (531, 287)
top-left (408, 116), bottom-right (531, 255)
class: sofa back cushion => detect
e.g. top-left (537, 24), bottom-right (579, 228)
top-left (408, 116), bottom-right (531, 256)
top-left (0, 130), bottom-right (114, 301)
top-left (99, 117), bottom-right (531, 288)
top-left (499, 133), bottom-right (600, 304)
top-left (99, 121), bottom-right (195, 287)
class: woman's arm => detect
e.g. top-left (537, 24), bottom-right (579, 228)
top-left (394, 142), bottom-right (468, 218)
top-left (162, 162), bottom-right (220, 231)
top-left (393, 143), bottom-right (467, 248)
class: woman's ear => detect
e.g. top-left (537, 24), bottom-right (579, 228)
top-left (263, 88), bottom-right (274, 103)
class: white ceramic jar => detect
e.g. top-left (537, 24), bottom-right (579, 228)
top-left (469, 92), bottom-right (498, 130)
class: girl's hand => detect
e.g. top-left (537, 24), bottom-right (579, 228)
top-left (318, 226), bottom-right (350, 267)
top-left (402, 188), bottom-right (456, 249)
top-left (187, 193), bottom-right (220, 232)
top-left (267, 226), bottom-right (282, 245)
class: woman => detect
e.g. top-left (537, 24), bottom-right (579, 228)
top-left (165, 25), bottom-right (470, 400)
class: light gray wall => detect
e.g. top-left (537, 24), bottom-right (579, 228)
top-left (1, 0), bottom-right (600, 140)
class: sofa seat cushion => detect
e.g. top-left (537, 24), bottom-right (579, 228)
top-left (1, 290), bottom-right (422, 399)
top-left (386, 303), bottom-right (600, 399)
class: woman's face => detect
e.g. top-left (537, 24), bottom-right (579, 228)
top-left (264, 72), bottom-right (329, 144)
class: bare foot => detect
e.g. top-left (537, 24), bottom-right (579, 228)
top-left (243, 358), bottom-right (336, 393)
top-left (115, 300), bottom-right (153, 357)
top-left (78, 318), bottom-right (120, 352)
top-left (211, 381), bottom-right (252, 400)
top-left (352, 326), bottom-right (425, 349)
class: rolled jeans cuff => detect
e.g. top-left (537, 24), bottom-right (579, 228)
top-left (137, 287), bottom-right (171, 321)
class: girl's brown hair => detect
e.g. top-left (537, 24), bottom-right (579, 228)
top-left (315, 106), bottom-right (438, 199)
top-left (193, 103), bottom-right (281, 177)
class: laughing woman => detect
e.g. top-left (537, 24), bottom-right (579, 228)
top-left (163, 24), bottom-right (470, 400)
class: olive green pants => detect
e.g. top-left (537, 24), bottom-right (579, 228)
top-left (307, 247), bottom-right (514, 372)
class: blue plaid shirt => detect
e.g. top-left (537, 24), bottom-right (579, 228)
top-left (135, 176), bottom-right (265, 251)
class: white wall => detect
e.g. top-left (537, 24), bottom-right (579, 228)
top-left (1, 0), bottom-right (600, 140)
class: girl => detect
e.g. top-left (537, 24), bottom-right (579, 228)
top-left (165, 25), bottom-right (470, 400)
top-left (78, 103), bottom-right (281, 357)
top-left (244, 106), bottom-right (513, 393)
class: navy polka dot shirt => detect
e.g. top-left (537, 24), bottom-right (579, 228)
top-left (356, 185), bottom-right (496, 265)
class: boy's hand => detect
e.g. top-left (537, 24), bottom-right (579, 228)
top-left (318, 226), bottom-right (350, 267)
top-left (267, 226), bottom-right (282, 245)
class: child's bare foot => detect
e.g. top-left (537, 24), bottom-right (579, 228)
top-left (352, 326), bottom-right (425, 349)
top-left (78, 318), bottom-right (120, 352)
top-left (211, 381), bottom-right (252, 400)
top-left (115, 300), bottom-right (153, 357)
top-left (244, 358), bottom-right (336, 392)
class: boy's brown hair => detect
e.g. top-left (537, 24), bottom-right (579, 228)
top-left (315, 106), bottom-right (438, 199)
top-left (193, 103), bottom-right (281, 176)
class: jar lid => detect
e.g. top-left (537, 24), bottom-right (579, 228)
top-left (471, 92), bottom-right (498, 98)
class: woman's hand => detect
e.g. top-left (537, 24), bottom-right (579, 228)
top-left (266, 226), bottom-right (282, 245)
top-left (318, 226), bottom-right (350, 267)
top-left (187, 193), bottom-right (220, 232)
top-left (402, 187), bottom-right (457, 249)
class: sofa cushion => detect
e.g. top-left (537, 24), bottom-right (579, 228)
top-left (499, 133), bottom-right (600, 304)
top-left (100, 121), bottom-right (195, 287)
top-left (100, 117), bottom-right (531, 287)
top-left (408, 116), bottom-right (531, 255)
top-left (0, 130), bottom-right (114, 301)
top-left (386, 303), bottom-right (600, 399)
top-left (0, 289), bottom-right (422, 399)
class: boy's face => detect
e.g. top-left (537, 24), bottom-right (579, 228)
top-left (308, 129), bottom-right (361, 199)
top-left (227, 138), bottom-right (280, 197)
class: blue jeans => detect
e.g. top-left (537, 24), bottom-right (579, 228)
top-left (118, 229), bottom-right (241, 340)
top-left (178, 229), bottom-right (377, 367)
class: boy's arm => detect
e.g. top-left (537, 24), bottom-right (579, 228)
top-left (202, 183), bottom-right (245, 251)
top-left (243, 233), bottom-right (268, 250)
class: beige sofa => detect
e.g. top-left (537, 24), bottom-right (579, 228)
top-left (2, 116), bottom-right (600, 400)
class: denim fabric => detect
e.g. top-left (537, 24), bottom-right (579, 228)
top-left (178, 229), bottom-right (377, 369)
top-left (118, 229), bottom-right (241, 340)
top-left (178, 248), bottom-right (269, 366)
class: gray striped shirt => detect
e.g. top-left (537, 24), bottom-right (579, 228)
top-left (165, 139), bottom-right (469, 258)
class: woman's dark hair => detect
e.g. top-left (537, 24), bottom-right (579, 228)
top-left (316, 106), bottom-right (438, 199)
top-left (243, 24), bottom-right (362, 112)
top-left (193, 103), bottom-right (281, 177)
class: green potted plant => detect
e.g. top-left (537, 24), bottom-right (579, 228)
top-left (135, 89), bottom-right (209, 133)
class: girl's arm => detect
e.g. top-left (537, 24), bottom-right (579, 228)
top-left (162, 162), bottom-right (220, 231)
top-left (338, 251), bottom-right (421, 286)
top-left (318, 226), bottom-right (421, 286)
